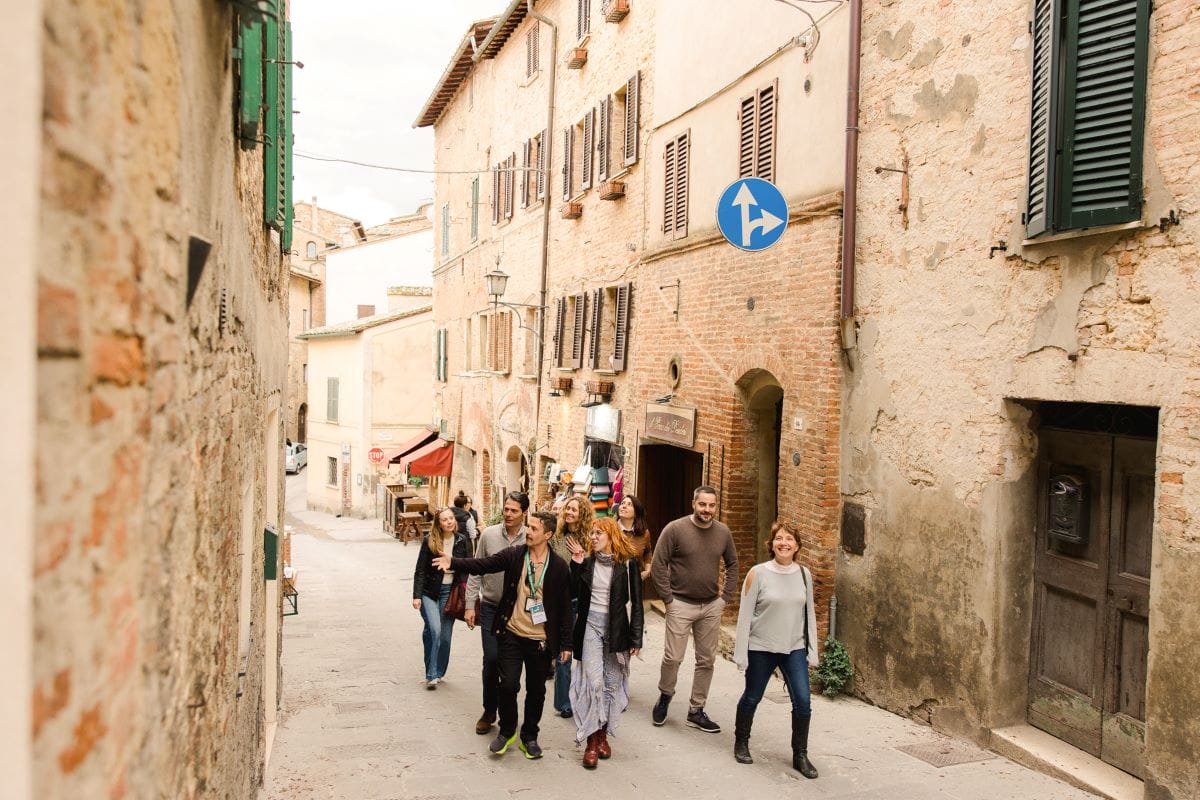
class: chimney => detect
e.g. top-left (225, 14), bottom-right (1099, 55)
top-left (311, 196), bottom-right (318, 229)
top-left (356, 304), bottom-right (376, 319)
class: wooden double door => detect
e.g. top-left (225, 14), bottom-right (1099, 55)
top-left (1029, 429), bottom-right (1154, 778)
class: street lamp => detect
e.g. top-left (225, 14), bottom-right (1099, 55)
top-left (485, 267), bottom-right (510, 302)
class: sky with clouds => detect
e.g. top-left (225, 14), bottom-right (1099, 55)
top-left (291, 1), bottom-right (498, 226)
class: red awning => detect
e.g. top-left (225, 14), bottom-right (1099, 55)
top-left (383, 429), bottom-right (438, 464)
top-left (402, 438), bottom-right (454, 478)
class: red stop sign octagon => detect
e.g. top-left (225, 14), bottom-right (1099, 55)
top-left (367, 447), bottom-right (385, 465)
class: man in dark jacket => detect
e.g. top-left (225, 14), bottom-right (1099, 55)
top-left (434, 510), bottom-right (570, 760)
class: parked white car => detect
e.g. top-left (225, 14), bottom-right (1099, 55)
top-left (284, 442), bottom-right (307, 474)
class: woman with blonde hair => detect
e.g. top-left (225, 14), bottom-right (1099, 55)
top-left (549, 495), bottom-right (595, 717)
top-left (565, 516), bottom-right (644, 768)
top-left (412, 507), bottom-right (473, 688)
top-left (732, 520), bottom-right (820, 777)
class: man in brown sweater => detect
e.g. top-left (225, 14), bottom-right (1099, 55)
top-left (650, 485), bottom-right (738, 734)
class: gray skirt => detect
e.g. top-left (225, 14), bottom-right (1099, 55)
top-left (569, 609), bottom-right (631, 743)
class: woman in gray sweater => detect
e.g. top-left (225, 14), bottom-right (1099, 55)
top-left (731, 521), bottom-right (820, 778)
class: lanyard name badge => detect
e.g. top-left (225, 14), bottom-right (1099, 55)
top-left (525, 549), bottom-right (549, 625)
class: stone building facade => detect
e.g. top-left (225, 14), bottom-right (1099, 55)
top-left (418, 0), bottom-right (849, 616)
top-left (841, 1), bottom-right (1199, 797)
top-left (16, 1), bottom-right (293, 798)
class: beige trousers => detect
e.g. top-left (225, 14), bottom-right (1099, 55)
top-left (657, 597), bottom-right (725, 712)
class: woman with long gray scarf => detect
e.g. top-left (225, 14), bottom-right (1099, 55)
top-left (564, 516), bottom-right (644, 769)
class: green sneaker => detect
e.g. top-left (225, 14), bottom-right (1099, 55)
top-left (519, 738), bottom-right (544, 759)
top-left (489, 731), bottom-right (518, 755)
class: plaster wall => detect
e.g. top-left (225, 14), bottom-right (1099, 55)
top-left (325, 231), bottom-right (434, 325)
top-left (842, 1), bottom-right (1200, 796)
top-left (306, 335), bottom-right (364, 515)
top-left (1, 1), bottom-right (40, 797)
top-left (32, 1), bottom-right (288, 797)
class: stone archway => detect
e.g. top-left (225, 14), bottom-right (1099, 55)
top-left (505, 445), bottom-right (529, 496)
top-left (738, 369), bottom-right (784, 564)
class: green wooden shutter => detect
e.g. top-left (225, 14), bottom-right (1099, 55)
top-left (282, 20), bottom-right (294, 251)
top-left (1057, 0), bottom-right (1149, 230)
top-left (1024, 0), bottom-right (1057, 238)
top-left (263, 13), bottom-right (281, 226)
top-left (237, 19), bottom-right (263, 147)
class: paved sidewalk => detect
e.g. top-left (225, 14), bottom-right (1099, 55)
top-left (264, 481), bottom-right (1094, 800)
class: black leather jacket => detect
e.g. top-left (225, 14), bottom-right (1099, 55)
top-left (570, 556), bottom-right (644, 657)
top-left (412, 530), bottom-right (472, 600)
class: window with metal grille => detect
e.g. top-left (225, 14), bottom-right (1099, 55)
top-left (326, 457), bottom-right (338, 487)
top-left (738, 79), bottom-right (778, 182)
top-left (1025, 0), bottom-right (1150, 238)
top-left (663, 130), bottom-right (690, 240)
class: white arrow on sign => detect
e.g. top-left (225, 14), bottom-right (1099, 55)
top-left (732, 182), bottom-right (784, 248)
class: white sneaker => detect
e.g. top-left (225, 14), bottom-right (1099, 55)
top-left (426, 679), bottom-right (437, 690)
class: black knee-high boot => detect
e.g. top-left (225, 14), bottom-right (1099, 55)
top-left (733, 708), bottom-right (754, 764)
top-left (791, 712), bottom-right (818, 778)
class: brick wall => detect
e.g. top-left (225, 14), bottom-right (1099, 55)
top-left (33, 2), bottom-right (287, 797)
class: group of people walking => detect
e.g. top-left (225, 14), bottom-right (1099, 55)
top-left (412, 484), bottom-right (820, 777)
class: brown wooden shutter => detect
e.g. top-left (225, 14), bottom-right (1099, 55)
top-left (587, 287), bottom-right (603, 368)
top-left (570, 292), bottom-right (586, 369)
top-left (663, 137), bottom-right (677, 235)
top-left (598, 97), bottom-right (611, 182)
top-left (500, 311), bottom-right (512, 373)
top-left (488, 313), bottom-right (499, 370)
top-left (562, 127), bottom-right (573, 201)
top-left (612, 283), bottom-right (631, 372)
top-left (577, 0), bottom-right (590, 40)
top-left (526, 24), bottom-right (539, 77)
top-left (537, 129), bottom-right (547, 199)
top-left (552, 296), bottom-right (566, 366)
top-left (674, 131), bottom-right (690, 239)
top-left (521, 141), bottom-right (531, 208)
top-left (738, 93), bottom-right (756, 178)
top-left (492, 165), bottom-right (500, 225)
top-left (505, 154), bottom-right (515, 218)
top-left (581, 111), bottom-right (594, 190)
top-left (623, 71), bottom-right (640, 167)
top-left (756, 80), bottom-right (777, 182)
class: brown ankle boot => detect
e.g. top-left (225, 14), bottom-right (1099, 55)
top-left (596, 726), bottom-right (611, 759)
top-left (582, 732), bottom-right (599, 769)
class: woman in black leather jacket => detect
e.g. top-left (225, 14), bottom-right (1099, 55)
top-left (412, 507), bottom-right (473, 689)
top-left (565, 516), bottom-right (644, 769)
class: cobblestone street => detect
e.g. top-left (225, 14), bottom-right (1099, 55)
top-left (262, 475), bottom-right (1094, 800)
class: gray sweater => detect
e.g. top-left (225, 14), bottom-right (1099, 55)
top-left (733, 561), bottom-right (820, 669)
top-left (466, 523), bottom-right (526, 606)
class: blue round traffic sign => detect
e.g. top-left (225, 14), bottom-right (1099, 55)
top-left (716, 177), bottom-right (789, 251)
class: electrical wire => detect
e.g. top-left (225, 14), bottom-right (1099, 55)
top-left (294, 151), bottom-right (547, 175)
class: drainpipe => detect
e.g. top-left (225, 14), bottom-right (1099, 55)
top-left (528, 0), bottom-right (556, 455)
top-left (840, 0), bottom-right (862, 369)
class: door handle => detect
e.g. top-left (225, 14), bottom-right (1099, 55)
top-left (1113, 596), bottom-right (1134, 612)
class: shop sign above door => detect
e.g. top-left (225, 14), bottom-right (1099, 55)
top-left (644, 404), bottom-right (696, 448)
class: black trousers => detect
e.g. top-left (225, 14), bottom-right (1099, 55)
top-left (497, 629), bottom-right (551, 741)
top-left (479, 602), bottom-right (500, 715)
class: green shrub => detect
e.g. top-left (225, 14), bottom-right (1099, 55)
top-left (815, 636), bottom-right (854, 697)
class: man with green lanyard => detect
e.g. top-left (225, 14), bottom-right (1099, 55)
top-left (435, 510), bottom-right (572, 759)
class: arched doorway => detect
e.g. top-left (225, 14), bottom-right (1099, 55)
top-left (297, 403), bottom-right (307, 443)
top-left (740, 370), bottom-right (784, 563)
top-left (505, 445), bottom-right (529, 496)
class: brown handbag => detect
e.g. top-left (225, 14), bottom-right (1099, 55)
top-left (443, 576), bottom-right (468, 620)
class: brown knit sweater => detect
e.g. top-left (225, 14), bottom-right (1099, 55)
top-left (650, 515), bottom-right (739, 604)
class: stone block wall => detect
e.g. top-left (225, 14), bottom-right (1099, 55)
top-left (33, 1), bottom-right (287, 797)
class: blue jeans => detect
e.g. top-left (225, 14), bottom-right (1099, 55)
top-left (553, 598), bottom-right (577, 713)
top-left (419, 583), bottom-right (455, 681)
top-left (737, 649), bottom-right (811, 719)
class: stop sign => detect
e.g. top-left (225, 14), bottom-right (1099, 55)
top-left (368, 447), bottom-right (385, 465)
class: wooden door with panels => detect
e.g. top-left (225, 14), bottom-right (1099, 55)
top-left (1029, 427), bottom-right (1154, 778)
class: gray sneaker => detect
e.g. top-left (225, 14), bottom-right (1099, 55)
top-left (686, 708), bottom-right (721, 733)
top-left (519, 738), bottom-right (543, 759)
top-left (489, 731), bottom-right (518, 755)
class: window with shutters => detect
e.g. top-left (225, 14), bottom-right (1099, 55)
top-left (580, 110), bottom-right (596, 191)
top-left (236, 17), bottom-right (263, 148)
top-left (326, 377), bottom-right (339, 422)
top-left (494, 311), bottom-right (512, 374)
top-left (738, 79), bottom-right (778, 182)
top-left (597, 96), bottom-right (612, 183)
top-left (552, 296), bottom-right (567, 367)
top-left (663, 130), bottom-right (691, 240)
top-left (440, 203), bottom-right (450, 258)
top-left (1025, 0), bottom-right (1150, 238)
top-left (561, 126), bottom-right (575, 201)
top-left (577, 0), bottom-right (592, 41)
top-left (521, 140), bottom-right (531, 208)
top-left (492, 164), bottom-right (501, 225)
top-left (470, 177), bottom-right (480, 241)
top-left (262, 14), bottom-right (294, 249)
top-left (479, 314), bottom-right (490, 371)
top-left (523, 309), bottom-right (538, 375)
top-left (435, 328), bottom-right (448, 382)
top-left (464, 317), bottom-right (474, 371)
top-left (585, 284), bottom-right (632, 372)
top-left (526, 23), bottom-right (540, 77)
top-left (623, 72), bottom-right (640, 167)
top-left (536, 130), bottom-right (548, 200)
